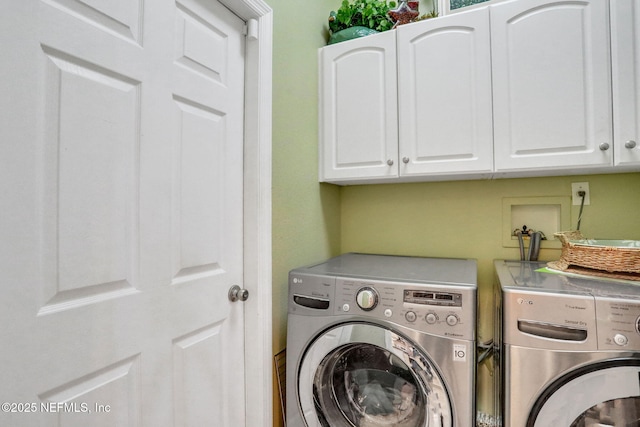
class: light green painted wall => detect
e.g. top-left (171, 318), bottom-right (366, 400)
top-left (341, 173), bottom-right (640, 277)
top-left (271, 0), bottom-right (342, 345)
top-left (340, 174), bottom-right (640, 315)
top-left (270, 2), bottom-right (342, 424)
top-left (270, 0), bottom-right (640, 423)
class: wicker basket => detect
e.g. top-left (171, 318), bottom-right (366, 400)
top-left (548, 231), bottom-right (640, 281)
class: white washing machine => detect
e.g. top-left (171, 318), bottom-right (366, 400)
top-left (494, 260), bottom-right (640, 427)
top-left (286, 253), bottom-right (477, 427)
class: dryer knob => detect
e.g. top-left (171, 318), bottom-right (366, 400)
top-left (356, 287), bottom-right (378, 311)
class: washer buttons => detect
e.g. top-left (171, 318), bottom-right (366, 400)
top-left (342, 303), bottom-right (350, 312)
top-left (384, 309), bottom-right (393, 318)
top-left (446, 314), bottom-right (459, 326)
top-left (405, 311), bottom-right (417, 322)
top-left (425, 313), bottom-right (437, 324)
top-left (614, 333), bottom-right (628, 346)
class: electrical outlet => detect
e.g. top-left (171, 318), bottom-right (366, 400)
top-left (571, 182), bottom-right (590, 205)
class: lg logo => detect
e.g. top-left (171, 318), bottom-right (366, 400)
top-left (453, 344), bottom-right (467, 362)
top-left (517, 298), bottom-right (534, 305)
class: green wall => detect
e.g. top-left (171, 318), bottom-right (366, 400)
top-left (271, 2), bottom-right (342, 425)
top-left (270, 0), bottom-right (640, 424)
top-left (272, 0), bottom-right (342, 352)
top-left (341, 174), bottom-right (640, 298)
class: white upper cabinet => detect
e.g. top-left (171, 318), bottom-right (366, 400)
top-left (611, 0), bottom-right (640, 167)
top-left (491, 0), bottom-right (613, 175)
top-left (319, 31), bottom-right (398, 183)
top-left (318, 0), bottom-right (639, 185)
top-left (397, 7), bottom-right (494, 178)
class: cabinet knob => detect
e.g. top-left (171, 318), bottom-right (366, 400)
top-left (387, 159), bottom-right (394, 166)
top-left (625, 140), bottom-right (637, 149)
top-left (402, 157), bottom-right (410, 164)
top-left (599, 142), bottom-right (610, 151)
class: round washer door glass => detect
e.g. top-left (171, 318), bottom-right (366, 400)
top-left (530, 361), bottom-right (640, 427)
top-left (298, 323), bottom-right (452, 427)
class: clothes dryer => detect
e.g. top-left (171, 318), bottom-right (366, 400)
top-left (495, 260), bottom-right (640, 427)
top-left (286, 253), bottom-right (477, 427)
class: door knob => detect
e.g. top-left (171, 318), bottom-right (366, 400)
top-left (599, 142), bottom-right (610, 151)
top-left (625, 140), bottom-right (637, 149)
top-left (228, 285), bottom-right (249, 302)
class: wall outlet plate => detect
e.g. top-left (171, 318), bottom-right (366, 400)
top-left (571, 182), bottom-right (590, 205)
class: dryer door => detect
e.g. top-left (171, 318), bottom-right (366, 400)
top-left (529, 359), bottom-right (640, 427)
top-left (297, 323), bottom-right (452, 427)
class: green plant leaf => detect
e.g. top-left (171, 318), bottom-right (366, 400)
top-left (330, 0), bottom-right (394, 33)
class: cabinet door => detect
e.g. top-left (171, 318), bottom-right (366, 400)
top-left (611, 0), bottom-right (640, 167)
top-left (491, 0), bottom-right (612, 174)
top-left (397, 7), bottom-right (494, 179)
top-left (319, 31), bottom-right (398, 183)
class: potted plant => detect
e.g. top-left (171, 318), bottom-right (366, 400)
top-left (327, 0), bottom-right (397, 44)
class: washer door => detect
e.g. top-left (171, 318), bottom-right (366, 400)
top-left (529, 360), bottom-right (640, 427)
top-left (298, 323), bottom-right (452, 427)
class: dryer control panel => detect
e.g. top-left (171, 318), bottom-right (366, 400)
top-left (596, 297), bottom-right (640, 351)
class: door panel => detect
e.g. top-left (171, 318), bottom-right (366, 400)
top-left (0, 1), bottom-right (246, 426)
top-left (40, 46), bottom-right (140, 309)
top-left (491, 0), bottom-right (612, 172)
top-left (611, 0), bottom-right (640, 167)
top-left (319, 31), bottom-right (399, 182)
top-left (397, 7), bottom-right (493, 177)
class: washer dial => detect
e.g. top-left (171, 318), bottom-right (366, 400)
top-left (356, 287), bottom-right (378, 311)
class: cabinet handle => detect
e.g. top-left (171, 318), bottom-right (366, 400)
top-left (599, 142), bottom-right (610, 151)
top-left (387, 159), bottom-right (394, 166)
top-left (402, 157), bottom-right (410, 164)
top-left (625, 140), bottom-right (637, 149)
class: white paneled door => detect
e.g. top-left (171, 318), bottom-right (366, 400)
top-left (1, 1), bottom-right (248, 426)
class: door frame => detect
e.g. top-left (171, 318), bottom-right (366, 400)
top-left (221, 1), bottom-right (273, 425)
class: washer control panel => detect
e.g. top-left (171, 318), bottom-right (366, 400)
top-left (335, 278), bottom-right (475, 340)
top-left (596, 297), bottom-right (640, 351)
